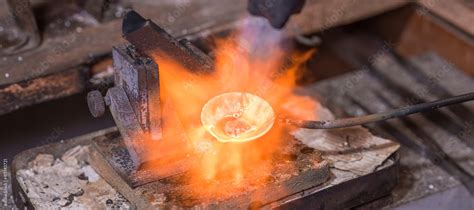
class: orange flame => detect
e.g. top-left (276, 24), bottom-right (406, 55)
top-left (141, 19), bottom-right (319, 201)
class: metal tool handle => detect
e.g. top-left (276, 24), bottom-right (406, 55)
top-left (289, 92), bottom-right (474, 129)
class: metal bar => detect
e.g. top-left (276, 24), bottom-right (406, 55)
top-left (323, 30), bottom-right (471, 142)
top-left (289, 92), bottom-right (474, 129)
top-left (122, 10), bottom-right (212, 73)
top-left (366, 64), bottom-right (474, 148)
top-left (374, 91), bottom-right (474, 194)
top-left (351, 93), bottom-right (474, 194)
top-left (384, 42), bottom-right (474, 120)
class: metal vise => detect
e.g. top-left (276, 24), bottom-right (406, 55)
top-left (87, 10), bottom-right (212, 169)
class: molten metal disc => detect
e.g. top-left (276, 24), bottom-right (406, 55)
top-left (201, 92), bottom-right (275, 143)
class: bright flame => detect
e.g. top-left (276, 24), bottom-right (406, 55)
top-left (140, 18), bottom-right (319, 201)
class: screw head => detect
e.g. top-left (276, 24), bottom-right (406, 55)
top-left (87, 90), bottom-right (106, 118)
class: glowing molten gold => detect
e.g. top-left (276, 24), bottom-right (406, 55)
top-left (201, 92), bottom-right (275, 143)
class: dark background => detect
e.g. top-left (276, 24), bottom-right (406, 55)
top-left (0, 92), bottom-right (115, 161)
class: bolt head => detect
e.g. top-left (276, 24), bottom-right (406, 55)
top-left (87, 90), bottom-right (106, 118)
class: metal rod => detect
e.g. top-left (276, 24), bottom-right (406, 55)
top-left (289, 92), bottom-right (474, 129)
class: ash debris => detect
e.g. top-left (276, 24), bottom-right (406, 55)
top-left (16, 145), bottom-right (130, 209)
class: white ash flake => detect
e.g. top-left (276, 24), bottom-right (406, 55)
top-left (16, 146), bottom-right (130, 209)
top-left (290, 100), bottom-right (400, 176)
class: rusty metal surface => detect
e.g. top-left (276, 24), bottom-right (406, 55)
top-left (0, 20), bottom-right (124, 86)
top-left (91, 130), bottom-right (136, 183)
top-left (90, 43), bottom-right (166, 167)
top-left (110, 44), bottom-right (162, 137)
top-left (0, 68), bottom-right (85, 115)
top-left (0, 0), bottom-right (407, 86)
top-left (90, 130), bottom-right (194, 188)
top-left (0, 0), bottom-right (237, 86)
top-left (104, 86), bottom-right (142, 167)
top-left (91, 131), bottom-right (196, 188)
top-left (123, 11), bottom-right (213, 73)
